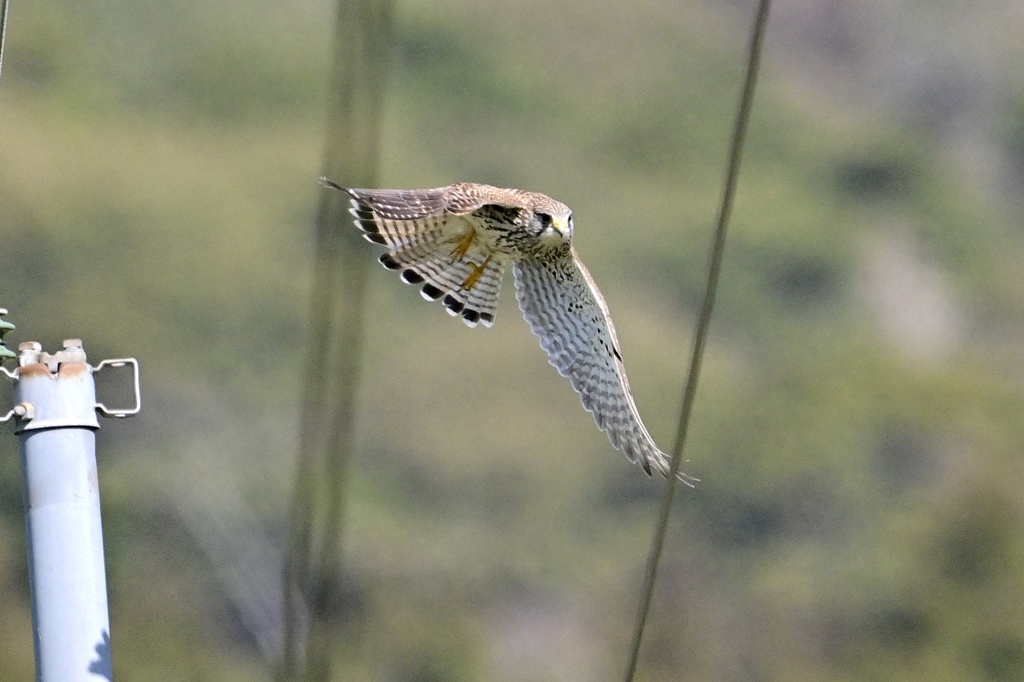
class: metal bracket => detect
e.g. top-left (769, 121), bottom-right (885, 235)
top-left (92, 358), bottom-right (141, 418)
top-left (0, 365), bottom-right (15, 423)
top-left (0, 401), bottom-right (31, 424)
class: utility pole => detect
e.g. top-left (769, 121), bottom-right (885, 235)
top-left (1, 310), bottom-right (140, 681)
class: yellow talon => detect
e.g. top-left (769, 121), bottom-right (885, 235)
top-left (450, 230), bottom-right (475, 260)
top-left (460, 254), bottom-right (493, 290)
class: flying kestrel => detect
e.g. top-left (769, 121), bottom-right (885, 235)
top-left (324, 179), bottom-right (695, 483)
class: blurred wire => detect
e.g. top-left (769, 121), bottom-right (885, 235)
top-left (623, 1), bottom-right (772, 680)
top-left (0, 0), bottom-right (9, 86)
top-left (279, 0), bottom-right (394, 679)
top-left (173, 463), bottom-right (285, 660)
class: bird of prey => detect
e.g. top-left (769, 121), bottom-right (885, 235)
top-left (324, 179), bottom-right (695, 483)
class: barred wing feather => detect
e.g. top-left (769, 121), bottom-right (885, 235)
top-left (513, 249), bottom-right (695, 483)
top-left (331, 182), bottom-right (505, 327)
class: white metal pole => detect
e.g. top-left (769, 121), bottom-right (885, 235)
top-left (14, 340), bottom-right (113, 682)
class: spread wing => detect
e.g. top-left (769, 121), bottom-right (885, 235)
top-left (513, 248), bottom-right (696, 483)
top-left (324, 180), bottom-right (508, 327)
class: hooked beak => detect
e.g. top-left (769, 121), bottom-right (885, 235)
top-left (551, 217), bottom-right (568, 233)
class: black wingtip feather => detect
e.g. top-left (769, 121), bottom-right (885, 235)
top-left (379, 253), bottom-right (401, 270)
top-left (350, 205), bottom-right (381, 231)
top-left (401, 269), bottom-right (425, 284)
top-left (355, 214), bottom-right (379, 229)
top-left (443, 295), bottom-right (465, 314)
top-left (422, 283), bottom-right (444, 300)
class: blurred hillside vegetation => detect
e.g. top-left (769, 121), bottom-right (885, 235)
top-left (2, 0), bottom-right (1024, 680)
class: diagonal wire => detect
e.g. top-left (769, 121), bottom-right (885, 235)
top-left (623, 1), bottom-right (772, 680)
top-left (0, 0), bottom-right (10, 87)
top-left (279, 0), bottom-right (394, 679)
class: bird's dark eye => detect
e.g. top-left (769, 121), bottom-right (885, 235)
top-left (538, 213), bottom-right (552, 227)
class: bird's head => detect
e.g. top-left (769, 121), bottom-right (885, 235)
top-left (531, 196), bottom-right (574, 247)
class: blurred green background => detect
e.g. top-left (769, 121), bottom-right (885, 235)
top-left (3, 0), bottom-right (1024, 680)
